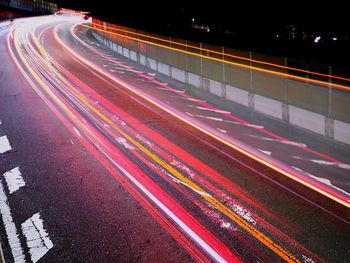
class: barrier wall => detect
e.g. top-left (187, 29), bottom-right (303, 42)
top-left (89, 19), bottom-right (350, 145)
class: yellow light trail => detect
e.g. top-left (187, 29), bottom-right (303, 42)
top-left (71, 22), bottom-right (350, 210)
top-left (86, 22), bottom-right (350, 86)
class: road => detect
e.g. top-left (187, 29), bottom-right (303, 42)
top-left (0, 14), bottom-right (349, 262)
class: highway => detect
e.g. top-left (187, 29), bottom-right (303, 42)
top-left (0, 14), bottom-right (349, 262)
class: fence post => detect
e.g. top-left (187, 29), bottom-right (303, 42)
top-left (185, 40), bottom-right (189, 84)
top-left (221, 47), bottom-right (226, 98)
top-left (200, 43), bottom-right (203, 89)
top-left (282, 58), bottom-right (290, 122)
top-left (325, 66), bottom-right (334, 138)
top-left (248, 51), bottom-right (254, 110)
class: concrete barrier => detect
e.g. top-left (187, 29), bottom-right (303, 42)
top-left (289, 106), bottom-right (325, 135)
top-left (334, 120), bottom-right (350, 145)
top-left (226, 85), bottom-right (249, 107)
top-left (89, 21), bottom-right (350, 146)
top-left (254, 95), bottom-right (283, 120)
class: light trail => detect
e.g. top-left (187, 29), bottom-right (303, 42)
top-left (69, 22), bottom-right (350, 209)
top-left (8, 16), bottom-right (242, 263)
top-left (6, 15), bottom-right (347, 262)
top-left (84, 22), bottom-right (350, 91)
top-left (88, 22), bottom-right (350, 83)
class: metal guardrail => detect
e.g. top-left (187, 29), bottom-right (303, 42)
top-left (88, 18), bottom-right (350, 144)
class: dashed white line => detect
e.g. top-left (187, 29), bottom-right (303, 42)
top-left (250, 135), bottom-right (307, 148)
top-left (22, 213), bottom-right (53, 263)
top-left (292, 166), bottom-right (350, 196)
top-left (116, 137), bottom-right (135, 150)
top-left (0, 182), bottom-right (26, 263)
top-left (0, 135), bottom-right (12, 154)
top-left (292, 157), bottom-right (350, 170)
top-left (217, 128), bottom-right (227, 134)
top-left (194, 106), bottom-right (231, 114)
top-left (3, 167), bottom-right (25, 194)
top-left (73, 127), bottom-right (82, 138)
top-left (197, 115), bottom-right (223, 122)
top-left (0, 120), bottom-right (2, 125)
top-left (185, 112), bottom-right (195, 117)
top-left (257, 148), bottom-right (272, 156)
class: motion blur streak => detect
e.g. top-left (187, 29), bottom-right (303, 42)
top-left (85, 23), bottom-right (350, 91)
top-left (70, 23), bottom-right (350, 209)
top-left (7, 17), bottom-right (241, 263)
top-left (5, 15), bottom-right (349, 262)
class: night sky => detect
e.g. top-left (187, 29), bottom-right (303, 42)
top-left (53, 1), bottom-right (350, 72)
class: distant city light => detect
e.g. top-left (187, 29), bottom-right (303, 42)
top-left (207, 28), bottom-right (210, 32)
top-left (192, 18), bottom-right (195, 22)
top-left (314, 36), bottom-right (321, 43)
top-left (332, 37), bottom-right (337, 41)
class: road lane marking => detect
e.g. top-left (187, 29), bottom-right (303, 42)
top-left (217, 128), bottom-right (227, 134)
top-left (185, 112), bottom-right (195, 117)
top-left (0, 135), bottom-right (12, 154)
top-left (0, 120), bottom-right (2, 124)
top-left (292, 166), bottom-right (350, 196)
top-left (197, 115), bottom-right (223, 122)
top-left (258, 149), bottom-right (272, 156)
top-left (22, 213), bottom-right (53, 263)
top-left (3, 167), bottom-right (25, 194)
top-left (194, 106), bottom-right (230, 114)
top-left (0, 181), bottom-right (26, 263)
top-left (115, 137), bottom-right (135, 150)
top-left (73, 127), bottom-right (82, 138)
top-left (250, 135), bottom-right (307, 148)
top-left (292, 157), bottom-right (350, 170)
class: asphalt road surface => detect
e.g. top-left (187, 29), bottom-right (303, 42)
top-left (0, 15), bottom-right (349, 262)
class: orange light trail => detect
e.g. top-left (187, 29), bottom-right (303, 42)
top-left (85, 22), bottom-right (350, 90)
top-left (71, 22), bottom-right (350, 209)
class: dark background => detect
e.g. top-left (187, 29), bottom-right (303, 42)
top-left (53, 1), bottom-right (350, 76)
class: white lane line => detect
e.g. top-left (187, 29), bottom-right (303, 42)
top-left (250, 135), bottom-right (307, 148)
top-left (147, 72), bottom-right (156, 76)
top-left (0, 182), bottom-right (26, 263)
top-left (0, 120), bottom-right (2, 125)
top-left (292, 156), bottom-right (350, 170)
top-left (257, 148), bottom-right (272, 156)
top-left (0, 135), bottom-right (12, 154)
top-left (185, 112), bottom-right (195, 117)
top-left (292, 166), bottom-right (350, 196)
top-left (115, 137), bottom-right (135, 150)
top-left (217, 128), bottom-right (227, 134)
top-left (197, 115), bottom-right (223, 122)
top-left (3, 167), bottom-right (25, 194)
top-left (310, 159), bottom-right (350, 170)
top-left (194, 106), bottom-right (231, 114)
top-left (22, 213), bottom-right (53, 263)
top-left (109, 69), bottom-right (116, 72)
top-left (73, 127), bottom-right (82, 138)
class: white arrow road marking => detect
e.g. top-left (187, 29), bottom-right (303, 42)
top-left (3, 167), bottom-right (25, 194)
top-left (0, 135), bottom-right (12, 154)
top-left (0, 181), bottom-right (26, 263)
top-left (22, 213), bottom-right (53, 263)
top-left (292, 166), bottom-right (350, 196)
